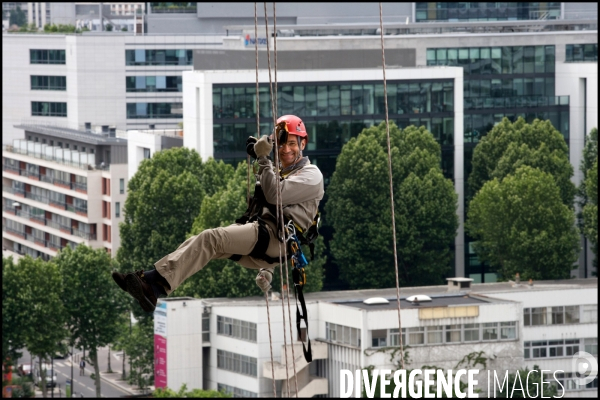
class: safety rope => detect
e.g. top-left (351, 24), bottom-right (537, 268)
top-left (254, 5), bottom-right (277, 397)
top-left (274, 4), bottom-right (300, 397)
top-left (379, 2), bottom-right (406, 370)
top-left (264, 3), bottom-right (292, 397)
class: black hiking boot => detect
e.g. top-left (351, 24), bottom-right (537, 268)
top-left (124, 270), bottom-right (158, 313)
top-left (111, 270), bottom-right (128, 292)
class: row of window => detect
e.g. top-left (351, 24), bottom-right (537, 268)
top-left (3, 217), bottom-right (79, 249)
top-left (376, 321), bottom-right (518, 348)
top-left (465, 77), bottom-right (555, 98)
top-left (525, 338), bottom-right (597, 359)
top-left (11, 181), bottom-right (88, 213)
top-left (523, 305), bottom-right (597, 326)
top-left (427, 46), bottom-right (556, 75)
top-left (126, 103), bottom-right (182, 119)
top-left (125, 76), bottom-right (182, 92)
top-left (216, 315), bottom-right (257, 343)
top-left (31, 101), bottom-right (67, 117)
top-left (216, 349), bottom-right (257, 377)
top-left (415, 2), bottom-right (561, 22)
top-left (326, 322), bottom-right (362, 347)
top-left (565, 43), bottom-right (598, 63)
top-left (22, 138), bottom-right (94, 154)
top-left (125, 49), bottom-right (193, 66)
top-left (213, 81), bottom-right (454, 120)
top-left (30, 49), bottom-right (66, 65)
top-left (31, 75), bottom-right (66, 91)
top-left (216, 383), bottom-right (257, 398)
top-left (553, 372), bottom-right (598, 391)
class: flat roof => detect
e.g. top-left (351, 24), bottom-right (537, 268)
top-left (201, 278), bottom-right (597, 308)
top-left (14, 123), bottom-right (127, 146)
top-left (341, 294), bottom-right (489, 311)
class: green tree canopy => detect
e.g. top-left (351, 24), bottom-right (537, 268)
top-left (117, 148), bottom-right (233, 273)
top-left (468, 117), bottom-right (575, 207)
top-left (54, 245), bottom-right (127, 397)
top-left (9, 6), bottom-right (27, 27)
top-left (326, 122), bottom-right (458, 289)
top-left (7, 256), bottom-right (67, 397)
top-left (583, 159), bottom-right (598, 270)
top-left (467, 166), bottom-right (579, 280)
top-left (2, 256), bottom-right (27, 364)
top-left (154, 383), bottom-right (231, 398)
top-left (177, 161), bottom-right (324, 298)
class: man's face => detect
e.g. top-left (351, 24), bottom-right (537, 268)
top-left (278, 134), bottom-right (305, 168)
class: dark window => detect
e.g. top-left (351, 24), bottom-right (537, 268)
top-left (30, 49), bottom-right (66, 64)
top-left (125, 49), bottom-right (193, 66)
top-left (31, 76), bottom-right (67, 91)
top-left (126, 102), bottom-right (183, 119)
top-left (31, 102), bottom-right (67, 117)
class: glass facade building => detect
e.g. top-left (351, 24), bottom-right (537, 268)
top-left (427, 44), bottom-right (570, 283)
top-left (212, 79), bottom-right (455, 185)
top-left (415, 2), bottom-right (562, 22)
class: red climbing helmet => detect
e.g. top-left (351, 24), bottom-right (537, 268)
top-left (276, 115), bottom-right (308, 142)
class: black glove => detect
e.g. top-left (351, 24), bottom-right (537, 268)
top-left (246, 136), bottom-right (258, 158)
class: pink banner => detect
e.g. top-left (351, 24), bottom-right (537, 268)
top-left (154, 334), bottom-right (167, 388)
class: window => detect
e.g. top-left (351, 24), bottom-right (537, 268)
top-left (565, 306), bottom-right (580, 324)
top-left (584, 338), bottom-right (598, 356)
top-left (126, 75), bottom-right (182, 92)
top-left (125, 49), bottom-right (193, 66)
top-left (408, 327), bottom-right (424, 345)
top-left (531, 307), bottom-right (546, 326)
top-left (31, 102), bottom-right (67, 117)
top-left (115, 202), bottom-right (120, 218)
top-left (216, 349), bottom-right (257, 377)
top-left (482, 323), bottom-right (498, 341)
top-left (30, 49), bottom-right (66, 64)
top-left (389, 328), bottom-right (405, 346)
top-left (30, 75), bottom-right (67, 91)
top-left (143, 148), bottom-right (151, 159)
top-left (565, 43), bottom-right (598, 62)
top-left (127, 102), bottom-right (183, 119)
top-left (565, 339), bottom-right (579, 356)
top-left (326, 322), bottom-right (361, 347)
top-left (552, 306), bottom-right (564, 324)
top-left (464, 324), bottom-right (479, 342)
top-left (426, 326), bottom-right (444, 344)
top-left (217, 316), bottom-right (257, 342)
top-left (446, 324), bottom-right (461, 343)
top-left (549, 340), bottom-right (564, 357)
top-left (120, 178), bottom-right (125, 194)
top-left (371, 330), bottom-right (387, 347)
top-left (500, 322), bottom-right (516, 340)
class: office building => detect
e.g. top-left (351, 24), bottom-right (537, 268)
top-left (155, 278), bottom-right (597, 397)
top-left (2, 122), bottom-right (128, 259)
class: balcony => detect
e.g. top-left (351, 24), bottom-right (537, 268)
top-left (298, 377), bottom-right (328, 398)
top-left (3, 206), bottom-right (96, 241)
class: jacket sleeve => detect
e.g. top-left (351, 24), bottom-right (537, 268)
top-left (258, 157), bottom-right (323, 206)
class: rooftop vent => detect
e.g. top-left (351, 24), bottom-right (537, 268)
top-left (446, 277), bottom-right (474, 292)
top-left (363, 297), bottom-right (389, 305)
top-left (406, 295), bottom-right (432, 305)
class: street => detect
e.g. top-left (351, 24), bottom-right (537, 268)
top-left (17, 347), bottom-right (134, 398)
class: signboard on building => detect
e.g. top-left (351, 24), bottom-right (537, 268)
top-left (154, 301), bottom-right (167, 389)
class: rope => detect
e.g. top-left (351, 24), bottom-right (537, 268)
top-left (264, 3), bottom-right (291, 397)
top-left (379, 2), bottom-right (405, 370)
top-left (273, 2), bottom-right (300, 396)
top-left (255, 5), bottom-right (276, 397)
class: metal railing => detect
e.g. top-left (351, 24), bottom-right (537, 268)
top-left (464, 95), bottom-right (569, 110)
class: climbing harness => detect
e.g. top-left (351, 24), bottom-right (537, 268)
top-left (285, 221), bottom-right (313, 362)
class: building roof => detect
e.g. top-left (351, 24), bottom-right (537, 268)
top-left (201, 278), bottom-right (598, 308)
top-left (14, 123), bottom-right (127, 146)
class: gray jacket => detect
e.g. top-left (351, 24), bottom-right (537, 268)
top-left (257, 156), bottom-right (324, 232)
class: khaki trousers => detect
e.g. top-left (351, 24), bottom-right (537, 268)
top-left (154, 221), bottom-right (282, 294)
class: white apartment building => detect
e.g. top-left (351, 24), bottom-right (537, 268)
top-left (155, 278), bottom-right (597, 398)
top-left (2, 123), bottom-right (128, 259)
top-left (126, 128), bottom-right (183, 180)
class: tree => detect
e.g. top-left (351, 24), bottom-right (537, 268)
top-left (583, 159), bottom-right (598, 271)
top-left (496, 365), bottom-right (558, 398)
top-left (106, 24), bottom-right (113, 31)
top-left (154, 383), bottom-right (231, 398)
top-left (2, 257), bottom-right (28, 367)
top-left (120, 316), bottom-right (154, 389)
top-left (467, 166), bottom-right (579, 280)
top-left (117, 148), bottom-right (232, 274)
top-left (578, 128), bottom-right (598, 270)
top-left (177, 162), bottom-right (325, 298)
top-left (325, 122), bottom-right (458, 289)
top-left (468, 117), bottom-right (575, 207)
top-left (9, 6), bottom-right (26, 27)
top-left (54, 245), bottom-right (127, 397)
top-left (7, 256), bottom-right (67, 398)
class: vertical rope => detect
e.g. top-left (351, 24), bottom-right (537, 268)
top-left (273, 2), bottom-right (299, 397)
top-left (264, 3), bottom-right (291, 397)
top-left (255, 5), bottom-right (276, 396)
top-left (379, 2), bottom-right (405, 370)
